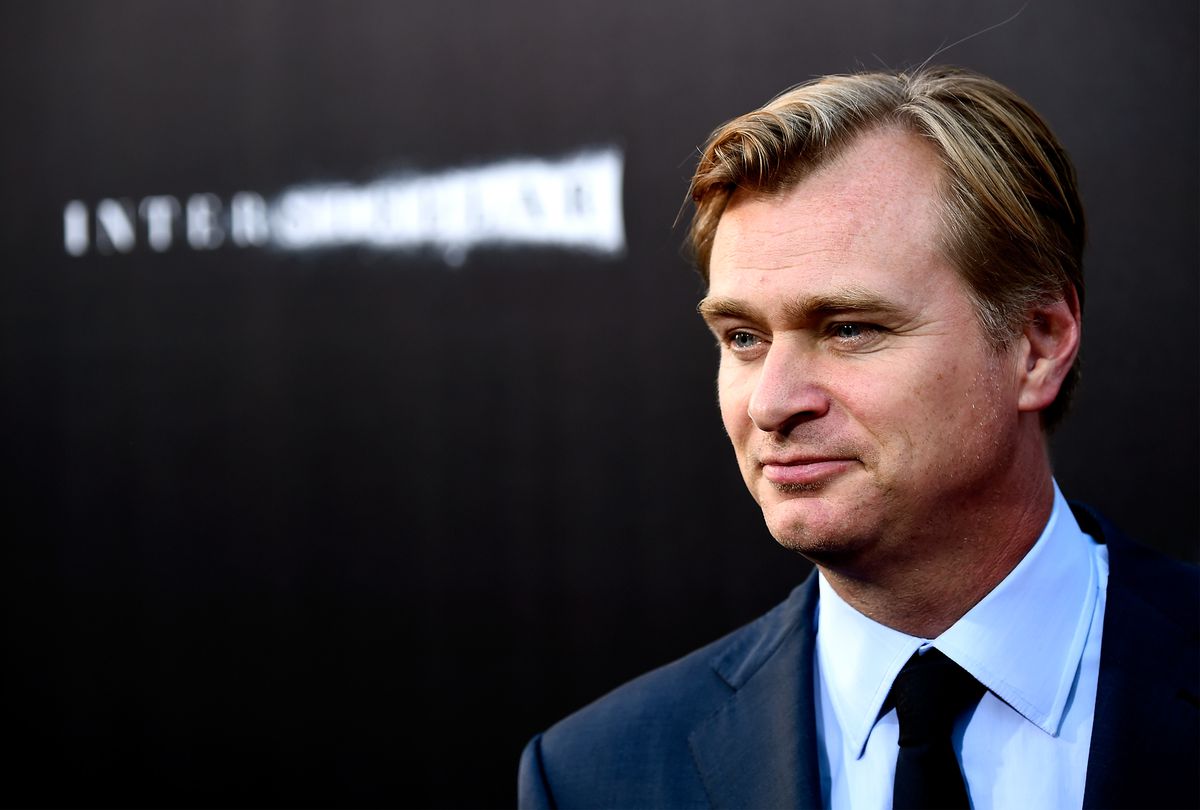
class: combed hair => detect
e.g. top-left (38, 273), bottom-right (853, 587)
top-left (687, 67), bottom-right (1085, 428)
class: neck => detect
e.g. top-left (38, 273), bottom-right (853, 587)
top-left (817, 441), bottom-right (1056, 638)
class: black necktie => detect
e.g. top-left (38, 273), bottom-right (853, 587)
top-left (889, 648), bottom-right (986, 810)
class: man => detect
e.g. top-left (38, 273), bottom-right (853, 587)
top-left (518, 68), bottom-right (1198, 809)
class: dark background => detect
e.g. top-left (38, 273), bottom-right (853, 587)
top-left (2, 1), bottom-right (1196, 807)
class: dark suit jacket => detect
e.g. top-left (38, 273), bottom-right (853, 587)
top-left (519, 505), bottom-right (1199, 809)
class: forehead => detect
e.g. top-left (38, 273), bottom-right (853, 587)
top-left (708, 128), bottom-right (953, 300)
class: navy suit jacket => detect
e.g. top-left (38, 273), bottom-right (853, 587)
top-left (519, 506), bottom-right (1199, 809)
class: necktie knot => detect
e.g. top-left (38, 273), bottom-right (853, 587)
top-left (891, 648), bottom-right (986, 745)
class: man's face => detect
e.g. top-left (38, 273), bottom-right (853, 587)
top-left (701, 128), bottom-right (1026, 573)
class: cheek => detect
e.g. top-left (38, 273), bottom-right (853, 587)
top-left (897, 356), bottom-right (1013, 462)
top-left (846, 359), bottom-right (971, 467)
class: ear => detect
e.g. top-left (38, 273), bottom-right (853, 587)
top-left (1016, 285), bottom-right (1082, 413)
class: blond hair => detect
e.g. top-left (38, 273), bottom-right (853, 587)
top-left (687, 67), bottom-right (1085, 427)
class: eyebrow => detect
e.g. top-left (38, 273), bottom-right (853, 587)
top-left (697, 286), bottom-right (904, 324)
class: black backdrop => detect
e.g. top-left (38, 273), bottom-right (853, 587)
top-left (3, 1), bottom-right (1196, 807)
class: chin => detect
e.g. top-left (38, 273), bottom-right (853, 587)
top-left (759, 491), bottom-right (879, 563)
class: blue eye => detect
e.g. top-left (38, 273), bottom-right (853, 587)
top-left (730, 331), bottom-right (760, 350)
top-left (827, 322), bottom-right (887, 350)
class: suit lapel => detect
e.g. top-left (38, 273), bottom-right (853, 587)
top-left (688, 573), bottom-right (824, 809)
top-left (1074, 506), bottom-right (1200, 809)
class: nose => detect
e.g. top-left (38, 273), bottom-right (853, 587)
top-left (746, 340), bottom-right (831, 433)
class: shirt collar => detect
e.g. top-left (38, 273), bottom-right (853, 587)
top-left (815, 482), bottom-right (1099, 757)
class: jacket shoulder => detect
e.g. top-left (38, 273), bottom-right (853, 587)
top-left (1071, 501), bottom-right (1199, 631)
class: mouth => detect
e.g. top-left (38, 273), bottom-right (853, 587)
top-left (759, 457), bottom-right (856, 487)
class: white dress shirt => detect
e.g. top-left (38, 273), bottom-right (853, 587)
top-left (814, 482), bottom-right (1109, 810)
